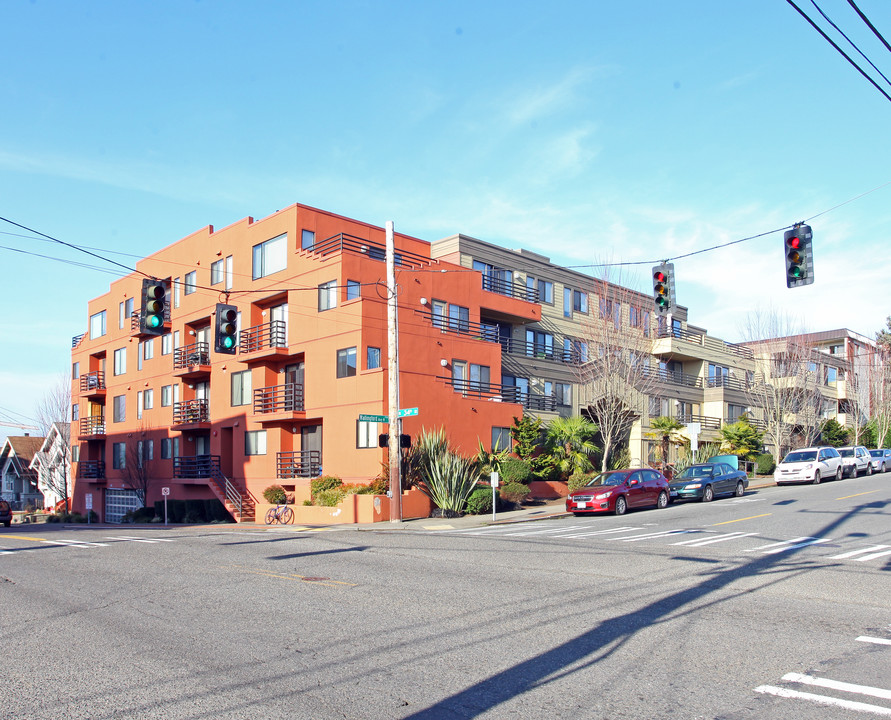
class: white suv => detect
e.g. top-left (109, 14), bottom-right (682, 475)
top-left (774, 446), bottom-right (843, 485)
top-left (837, 446), bottom-right (873, 477)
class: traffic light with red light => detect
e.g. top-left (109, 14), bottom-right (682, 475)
top-left (140, 278), bottom-right (168, 336)
top-left (652, 263), bottom-right (676, 316)
top-left (784, 224), bottom-right (814, 288)
top-left (214, 303), bottom-right (238, 354)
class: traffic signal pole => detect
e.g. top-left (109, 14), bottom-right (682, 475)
top-left (386, 221), bottom-right (403, 523)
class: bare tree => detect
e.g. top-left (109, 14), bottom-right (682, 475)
top-left (573, 271), bottom-right (658, 472)
top-left (31, 373), bottom-right (73, 508)
top-left (120, 429), bottom-right (157, 507)
top-left (34, 373), bottom-right (71, 437)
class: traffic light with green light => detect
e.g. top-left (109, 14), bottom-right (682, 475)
top-left (140, 278), bottom-right (168, 336)
top-left (784, 224), bottom-right (814, 288)
top-left (214, 303), bottom-right (238, 354)
top-left (652, 262), bottom-right (676, 316)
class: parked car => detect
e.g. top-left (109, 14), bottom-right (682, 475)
top-left (668, 462), bottom-right (748, 502)
top-left (869, 448), bottom-right (891, 473)
top-left (0, 499), bottom-right (11, 528)
top-left (566, 469), bottom-right (670, 516)
top-left (774, 446), bottom-right (843, 485)
top-left (837, 446), bottom-right (873, 477)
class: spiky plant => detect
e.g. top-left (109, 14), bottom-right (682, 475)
top-left (410, 428), bottom-right (482, 515)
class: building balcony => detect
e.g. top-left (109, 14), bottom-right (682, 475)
top-left (130, 308), bottom-right (171, 338)
top-left (173, 342), bottom-right (211, 379)
top-left (419, 311), bottom-right (502, 343)
top-left (238, 320), bottom-right (290, 362)
top-left (500, 336), bottom-right (588, 365)
top-left (172, 399), bottom-right (210, 428)
top-left (173, 454), bottom-right (220, 482)
top-left (481, 273), bottom-right (537, 302)
top-left (78, 416), bottom-right (106, 438)
top-left (77, 461), bottom-right (106, 480)
top-left (309, 232), bottom-right (433, 270)
top-left (438, 376), bottom-right (556, 411)
top-left (79, 371), bottom-right (106, 399)
top-left (252, 383), bottom-right (305, 423)
top-left (652, 327), bottom-right (754, 363)
top-left (276, 450), bottom-right (322, 479)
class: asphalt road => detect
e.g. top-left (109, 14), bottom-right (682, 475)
top-left (1, 473), bottom-right (888, 720)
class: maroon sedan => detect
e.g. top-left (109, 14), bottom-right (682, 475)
top-left (566, 468), bottom-right (671, 516)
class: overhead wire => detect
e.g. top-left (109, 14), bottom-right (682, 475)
top-left (847, 0), bottom-right (891, 55)
top-left (809, 0), bottom-right (891, 89)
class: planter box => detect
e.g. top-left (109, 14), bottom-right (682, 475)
top-left (528, 480), bottom-right (569, 499)
top-left (253, 488), bottom-right (433, 525)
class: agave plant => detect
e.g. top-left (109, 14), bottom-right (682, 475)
top-left (410, 428), bottom-right (482, 515)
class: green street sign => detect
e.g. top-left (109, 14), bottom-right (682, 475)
top-left (398, 407), bottom-right (419, 418)
top-left (359, 413), bottom-right (389, 423)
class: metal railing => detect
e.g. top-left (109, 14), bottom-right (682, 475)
top-left (174, 342), bottom-right (210, 369)
top-left (439, 376), bottom-right (558, 411)
top-left (72, 333), bottom-right (86, 348)
top-left (173, 399), bottom-right (210, 425)
top-left (79, 416), bottom-right (106, 436)
top-left (640, 366), bottom-right (704, 389)
top-left (239, 320), bottom-right (287, 354)
top-left (499, 336), bottom-right (588, 365)
top-left (706, 375), bottom-right (752, 392)
top-left (481, 274), bottom-right (535, 301)
top-left (419, 309), bottom-right (501, 343)
top-left (277, 450), bottom-right (322, 479)
top-left (79, 371), bottom-right (106, 392)
top-left (78, 461), bottom-right (106, 479)
top-left (675, 413), bottom-right (723, 430)
top-left (311, 232), bottom-right (433, 270)
top-left (173, 454), bottom-right (220, 479)
top-left (253, 383), bottom-right (304, 414)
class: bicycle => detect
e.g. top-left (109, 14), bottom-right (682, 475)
top-left (265, 503), bottom-right (294, 525)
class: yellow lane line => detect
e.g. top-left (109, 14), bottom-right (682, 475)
top-left (711, 513), bottom-right (772, 526)
top-left (836, 490), bottom-right (879, 500)
top-left (1, 534), bottom-right (49, 543)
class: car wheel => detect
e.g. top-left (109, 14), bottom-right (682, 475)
top-left (882, 463), bottom-right (887, 473)
top-left (734, 481), bottom-right (745, 497)
top-left (702, 485), bottom-right (714, 502)
top-left (614, 496), bottom-right (627, 516)
top-left (656, 491), bottom-right (668, 509)
top-left (812, 470), bottom-right (821, 485)
top-left (835, 466), bottom-right (842, 482)
top-left (866, 463), bottom-right (873, 476)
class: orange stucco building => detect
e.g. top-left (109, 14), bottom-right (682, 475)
top-left (70, 203), bottom-right (540, 522)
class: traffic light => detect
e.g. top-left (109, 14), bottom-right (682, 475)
top-left (652, 262), bottom-right (676, 315)
top-left (783, 224), bottom-right (814, 288)
top-left (214, 303), bottom-right (238, 354)
top-left (140, 278), bottom-right (168, 336)
top-left (378, 433), bottom-right (411, 449)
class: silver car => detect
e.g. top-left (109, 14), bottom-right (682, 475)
top-left (774, 446), bottom-right (843, 485)
top-left (869, 448), bottom-right (891, 473)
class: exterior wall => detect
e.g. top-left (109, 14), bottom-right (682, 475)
top-left (70, 204), bottom-right (539, 521)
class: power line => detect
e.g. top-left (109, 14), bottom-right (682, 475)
top-left (809, 0), bottom-right (891, 89)
top-left (847, 0), bottom-right (891, 56)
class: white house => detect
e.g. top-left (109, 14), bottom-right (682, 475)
top-left (29, 423), bottom-right (71, 510)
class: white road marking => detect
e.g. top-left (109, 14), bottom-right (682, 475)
top-left (503, 524), bottom-right (595, 536)
top-left (858, 636), bottom-right (891, 646)
top-left (672, 531), bottom-right (758, 547)
top-left (609, 529), bottom-right (699, 542)
top-left (829, 545), bottom-right (891, 560)
top-left (746, 536), bottom-right (832, 554)
top-left (104, 536), bottom-right (161, 544)
top-left (754, 685), bottom-right (891, 715)
top-left (41, 539), bottom-right (108, 548)
top-left (782, 672), bottom-right (891, 701)
top-left (550, 526), bottom-right (644, 539)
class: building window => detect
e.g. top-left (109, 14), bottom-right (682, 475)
top-left (112, 442), bottom-right (126, 470)
top-left (113, 395), bottom-right (125, 423)
top-left (337, 347), bottom-right (357, 378)
top-left (137, 440), bottom-right (153, 467)
top-left (119, 297), bottom-right (134, 330)
top-left (173, 277), bottom-right (181, 309)
top-left (563, 338), bottom-right (588, 363)
top-left (231, 370), bottom-right (252, 407)
top-left (470, 363), bottom-right (490, 392)
top-left (113, 348), bottom-right (126, 376)
top-left (71, 404), bottom-right (79, 421)
top-left (727, 404), bottom-right (747, 422)
top-left (184, 270), bottom-right (197, 295)
top-left (301, 229), bottom-right (315, 250)
top-left (136, 391), bottom-right (143, 420)
top-left (143, 388), bottom-right (154, 410)
top-left (245, 430), bottom-right (267, 456)
top-left (526, 330), bottom-right (554, 358)
top-left (225, 255), bottom-right (233, 290)
top-left (72, 362), bottom-right (80, 379)
top-left (161, 437), bottom-right (180, 460)
top-left (492, 427), bottom-right (512, 452)
top-left (90, 310), bottom-right (106, 339)
top-left (357, 420), bottom-right (378, 449)
top-left (346, 279), bottom-right (361, 301)
top-left (211, 258), bottom-right (225, 285)
top-left (526, 277), bottom-right (553, 303)
top-left (161, 385), bottom-right (173, 407)
top-left (143, 338), bottom-right (154, 360)
top-left (252, 233), bottom-right (287, 280)
top-left (452, 360), bottom-right (467, 393)
top-left (431, 301), bottom-right (470, 333)
top-left (367, 346), bottom-right (381, 370)
top-left (555, 383), bottom-right (572, 407)
top-left (318, 280), bottom-right (337, 311)
top-left (161, 334), bottom-right (172, 355)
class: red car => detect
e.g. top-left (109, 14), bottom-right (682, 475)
top-left (566, 468), bottom-right (671, 516)
top-left (0, 499), bottom-right (12, 528)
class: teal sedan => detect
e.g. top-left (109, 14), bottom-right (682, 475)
top-left (669, 462), bottom-right (748, 502)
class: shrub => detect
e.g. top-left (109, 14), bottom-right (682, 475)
top-left (311, 476), bottom-right (343, 498)
top-left (365, 476), bottom-right (389, 495)
top-left (183, 510), bottom-right (203, 524)
top-left (263, 484), bottom-right (287, 505)
top-left (755, 453), bottom-right (776, 475)
top-left (499, 481), bottom-right (531, 504)
top-left (465, 487), bottom-right (495, 515)
top-left (133, 506), bottom-right (155, 522)
top-left (411, 429), bottom-right (482, 514)
top-left (315, 488), bottom-right (347, 507)
top-left (500, 458), bottom-right (533, 485)
top-left (568, 472), bottom-right (592, 492)
top-left (46, 513), bottom-right (62, 523)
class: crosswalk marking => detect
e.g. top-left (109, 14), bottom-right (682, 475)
top-left (104, 536), bottom-right (165, 544)
top-left (858, 636), bottom-right (891, 646)
top-left (754, 685), bottom-right (891, 716)
top-left (501, 524), bottom-right (597, 537)
top-left (41, 538), bottom-right (108, 548)
top-left (829, 544), bottom-right (891, 560)
top-left (782, 672), bottom-right (891, 701)
top-left (672, 531), bottom-right (758, 547)
top-left (609, 529), bottom-right (699, 542)
top-left (746, 536), bottom-right (832, 554)
top-left (548, 526), bottom-right (644, 539)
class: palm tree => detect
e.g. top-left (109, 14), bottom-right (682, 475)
top-left (718, 416), bottom-right (764, 461)
top-left (545, 415), bottom-right (600, 478)
top-left (647, 416), bottom-right (686, 475)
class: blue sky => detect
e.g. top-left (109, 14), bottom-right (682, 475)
top-left (1, 0), bottom-right (889, 438)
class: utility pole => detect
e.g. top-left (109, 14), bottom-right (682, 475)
top-left (386, 221), bottom-right (403, 523)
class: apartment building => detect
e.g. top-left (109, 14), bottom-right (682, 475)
top-left (70, 204), bottom-right (540, 522)
top-left (430, 235), bottom-right (759, 467)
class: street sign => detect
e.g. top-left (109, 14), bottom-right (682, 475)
top-left (85, 493), bottom-right (93, 510)
top-left (161, 487), bottom-right (170, 496)
top-left (359, 414), bottom-right (389, 423)
top-left (397, 407), bottom-right (418, 418)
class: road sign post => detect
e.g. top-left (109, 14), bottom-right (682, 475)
top-left (162, 486), bottom-right (170, 525)
top-left (490, 472), bottom-right (499, 522)
top-left (85, 493), bottom-right (92, 524)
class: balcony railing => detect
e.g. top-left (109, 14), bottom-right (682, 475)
top-left (500, 336), bottom-right (588, 365)
top-left (78, 461), bottom-right (106, 479)
top-left (253, 383), bottom-right (304, 414)
top-left (706, 375), bottom-right (752, 392)
top-left (173, 399), bottom-right (210, 425)
top-left (79, 371), bottom-right (106, 392)
top-left (640, 366), bottom-right (704, 389)
top-left (439, 376), bottom-right (558, 412)
top-left (675, 413), bottom-right (723, 430)
top-left (655, 327), bottom-right (754, 360)
top-left (72, 333), bottom-right (86, 348)
top-left (173, 454), bottom-right (220, 479)
top-left (276, 450), bottom-right (322, 479)
top-left (419, 310), bottom-right (501, 343)
top-left (310, 232), bottom-right (433, 270)
top-left (481, 274), bottom-right (535, 301)
top-left (79, 416), bottom-right (106, 436)
top-left (174, 342), bottom-right (210, 370)
top-left (239, 320), bottom-right (287, 354)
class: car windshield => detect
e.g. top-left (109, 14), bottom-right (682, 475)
top-left (870, 450), bottom-right (884, 457)
top-left (838, 449), bottom-right (854, 457)
top-left (585, 471), bottom-right (630, 487)
top-left (677, 466), bottom-right (713, 479)
top-left (783, 450), bottom-right (816, 462)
